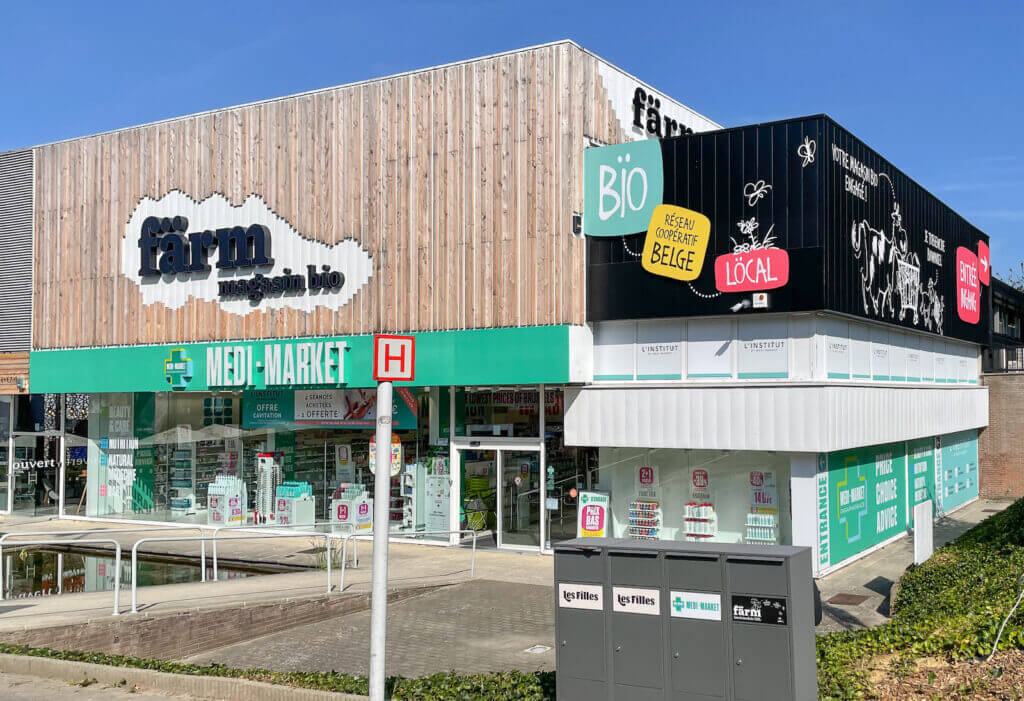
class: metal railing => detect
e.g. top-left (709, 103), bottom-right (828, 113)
top-left (338, 530), bottom-right (478, 593)
top-left (208, 521), bottom-right (355, 580)
top-left (0, 525), bottom-right (209, 600)
top-left (0, 538), bottom-right (123, 614)
top-left (129, 532), bottom-right (337, 614)
top-left (0, 524), bottom-right (471, 617)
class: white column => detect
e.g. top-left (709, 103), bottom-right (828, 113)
top-left (789, 453), bottom-right (820, 575)
top-left (58, 394), bottom-right (66, 516)
top-left (539, 384), bottom-right (547, 551)
top-left (448, 386), bottom-right (459, 547)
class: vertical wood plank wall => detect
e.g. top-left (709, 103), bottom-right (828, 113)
top-left (0, 353), bottom-right (30, 394)
top-left (32, 43), bottom-right (627, 349)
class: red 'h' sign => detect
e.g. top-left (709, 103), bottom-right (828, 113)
top-left (374, 335), bottom-right (416, 381)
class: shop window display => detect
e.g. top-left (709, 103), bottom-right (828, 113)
top-left (594, 448), bottom-right (791, 545)
top-left (80, 390), bottom-right (449, 537)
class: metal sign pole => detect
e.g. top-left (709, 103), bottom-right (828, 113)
top-left (369, 379), bottom-right (393, 701)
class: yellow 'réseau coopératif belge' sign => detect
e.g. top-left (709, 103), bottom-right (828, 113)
top-left (641, 204), bottom-right (711, 282)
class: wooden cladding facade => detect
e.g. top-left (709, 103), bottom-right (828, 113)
top-left (33, 43), bottom-right (629, 349)
top-left (0, 353), bottom-right (29, 394)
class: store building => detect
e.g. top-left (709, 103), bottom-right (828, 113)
top-left (570, 115), bottom-right (990, 575)
top-left (0, 41), bottom-right (992, 575)
top-left (3, 41), bottom-right (717, 551)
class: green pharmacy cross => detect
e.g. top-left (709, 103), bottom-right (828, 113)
top-left (672, 596), bottom-right (684, 613)
top-left (164, 348), bottom-right (194, 390)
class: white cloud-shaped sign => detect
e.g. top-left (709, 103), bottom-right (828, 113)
top-left (121, 190), bottom-right (373, 314)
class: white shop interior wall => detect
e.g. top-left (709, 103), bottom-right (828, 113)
top-left (594, 447), bottom-right (791, 543)
top-left (593, 313), bottom-right (979, 385)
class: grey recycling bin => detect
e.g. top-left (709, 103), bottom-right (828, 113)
top-left (554, 538), bottom-right (815, 701)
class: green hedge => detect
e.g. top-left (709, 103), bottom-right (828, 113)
top-left (817, 498), bottom-right (1024, 699)
top-left (0, 643), bottom-right (554, 700)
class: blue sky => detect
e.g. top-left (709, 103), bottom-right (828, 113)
top-left (3, 1), bottom-right (1021, 271)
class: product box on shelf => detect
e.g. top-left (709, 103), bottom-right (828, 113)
top-left (208, 475), bottom-right (247, 526)
top-left (275, 481), bottom-right (315, 526)
top-left (627, 499), bottom-right (661, 541)
top-left (331, 483), bottom-right (373, 534)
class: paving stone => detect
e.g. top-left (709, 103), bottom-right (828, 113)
top-left (186, 579), bottom-right (555, 678)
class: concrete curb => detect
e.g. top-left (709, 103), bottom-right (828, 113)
top-left (0, 653), bottom-right (368, 700)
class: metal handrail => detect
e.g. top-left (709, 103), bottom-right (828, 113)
top-left (0, 525), bottom-right (209, 600)
top-left (129, 532), bottom-right (336, 614)
top-left (339, 530), bottom-right (477, 593)
top-left (208, 521), bottom-right (355, 580)
top-left (0, 538), bottom-right (122, 615)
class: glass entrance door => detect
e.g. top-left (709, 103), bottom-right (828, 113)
top-left (0, 396), bottom-right (10, 513)
top-left (498, 450), bottom-right (542, 548)
top-left (11, 434), bottom-right (62, 517)
top-left (453, 438), bottom-right (544, 551)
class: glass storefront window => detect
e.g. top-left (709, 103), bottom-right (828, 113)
top-left (594, 448), bottom-right (792, 546)
top-left (64, 394), bottom-right (89, 515)
top-left (14, 394), bottom-right (60, 433)
top-left (78, 389), bottom-right (445, 537)
top-left (543, 389), bottom-right (596, 546)
top-left (462, 389), bottom-right (543, 437)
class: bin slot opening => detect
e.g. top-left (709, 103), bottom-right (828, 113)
top-left (608, 550), bottom-right (658, 559)
top-left (726, 557), bottom-right (784, 566)
top-left (666, 555), bottom-right (718, 564)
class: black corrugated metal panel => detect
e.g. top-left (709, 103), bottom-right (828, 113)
top-left (587, 116), bottom-right (827, 320)
top-left (0, 149), bottom-right (33, 352)
top-left (585, 115), bottom-right (992, 345)
top-left (821, 117), bottom-right (989, 344)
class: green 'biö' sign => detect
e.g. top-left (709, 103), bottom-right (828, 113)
top-left (583, 140), bottom-right (664, 237)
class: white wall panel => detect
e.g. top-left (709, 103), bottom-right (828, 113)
top-left (870, 327), bottom-right (891, 380)
top-left (890, 331), bottom-right (908, 381)
top-left (594, 321), bottom-right (635, 380)
top-left (686, 319), bottom-right (733, 378)
top-left (565, 384), bottom-right (988, 453)
top-left (920, 335), bottom-right (935, 382)
top-left (850, 322), bottom-right (872, 380)
top-left (637, 319), bottom-right (682, 380)
top-left (737, 317), bottom-right (789, 379)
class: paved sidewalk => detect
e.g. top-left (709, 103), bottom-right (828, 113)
top-left (0, 500), bottom-right (998, 644)
top-left (816, 498), bottom-right (1008, 633)
top-left (0, 672), bottom-right (205, 699)
top-left (188, 579), bottom-right (555, 677)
